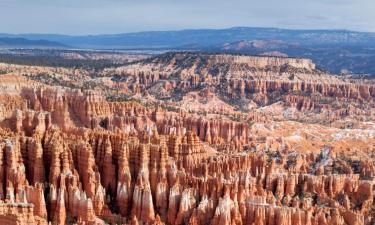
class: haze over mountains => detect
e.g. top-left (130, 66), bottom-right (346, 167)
top-left (1, 27), bottom-right (375, 75)
top-left (0, 37), bottom-right (66, 48)
top-left (2, 27), bottom-right (375, 48)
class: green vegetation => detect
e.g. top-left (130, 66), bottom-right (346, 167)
top-left (159, 104), bottom-right (180, 112)
top-left (0, 54), bottom-right (126, 70)
top-left (26, 73), bottom-right (81, 89)
top-left (107, 94), bottom-right (139, 103)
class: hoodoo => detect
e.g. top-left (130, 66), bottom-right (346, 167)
top-left (0, 51), bottom-right (374, 224)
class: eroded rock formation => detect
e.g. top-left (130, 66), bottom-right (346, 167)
top-left (0, 52), bottom-right (374, 225)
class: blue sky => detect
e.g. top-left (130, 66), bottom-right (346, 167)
top-left (0, 0), bottom-right (373, 34)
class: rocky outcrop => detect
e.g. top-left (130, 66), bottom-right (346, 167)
top-left (103, 52), bottom-right (375, 104)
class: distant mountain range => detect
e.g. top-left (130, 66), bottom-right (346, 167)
top-left (2, 27), bottom-right (375, 49)
top-left (1, 27), bottom-right (375, 75)
top-left (0, 37), bottom-right (66, 48)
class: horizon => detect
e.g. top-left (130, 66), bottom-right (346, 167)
top-left (1, 26), bottom-right (374, 36)
top-left (0, 0), bottom-right (374, 35)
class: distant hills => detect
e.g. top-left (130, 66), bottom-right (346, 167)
top-left (0, 37), bottom-right (66, 48)
top-left (1, 27), bottom-right (375, 75)
top-left (2, 27), bottom-right (375, 49)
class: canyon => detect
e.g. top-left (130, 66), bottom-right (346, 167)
top-left (0, 52), bottom-right (374, 225)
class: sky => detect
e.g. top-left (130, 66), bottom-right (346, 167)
top-left (0, 0), bottom-right (374, 35)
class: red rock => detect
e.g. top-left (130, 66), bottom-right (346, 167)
top-left (0, 54), bottom-right (374, 225)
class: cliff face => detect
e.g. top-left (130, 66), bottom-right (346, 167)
top-left (0, 52), bottom-right (374, 225)
top-left (104, 52), bottom-right (375, 103)
top-left (101, 53), bottom-right (375, 126)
